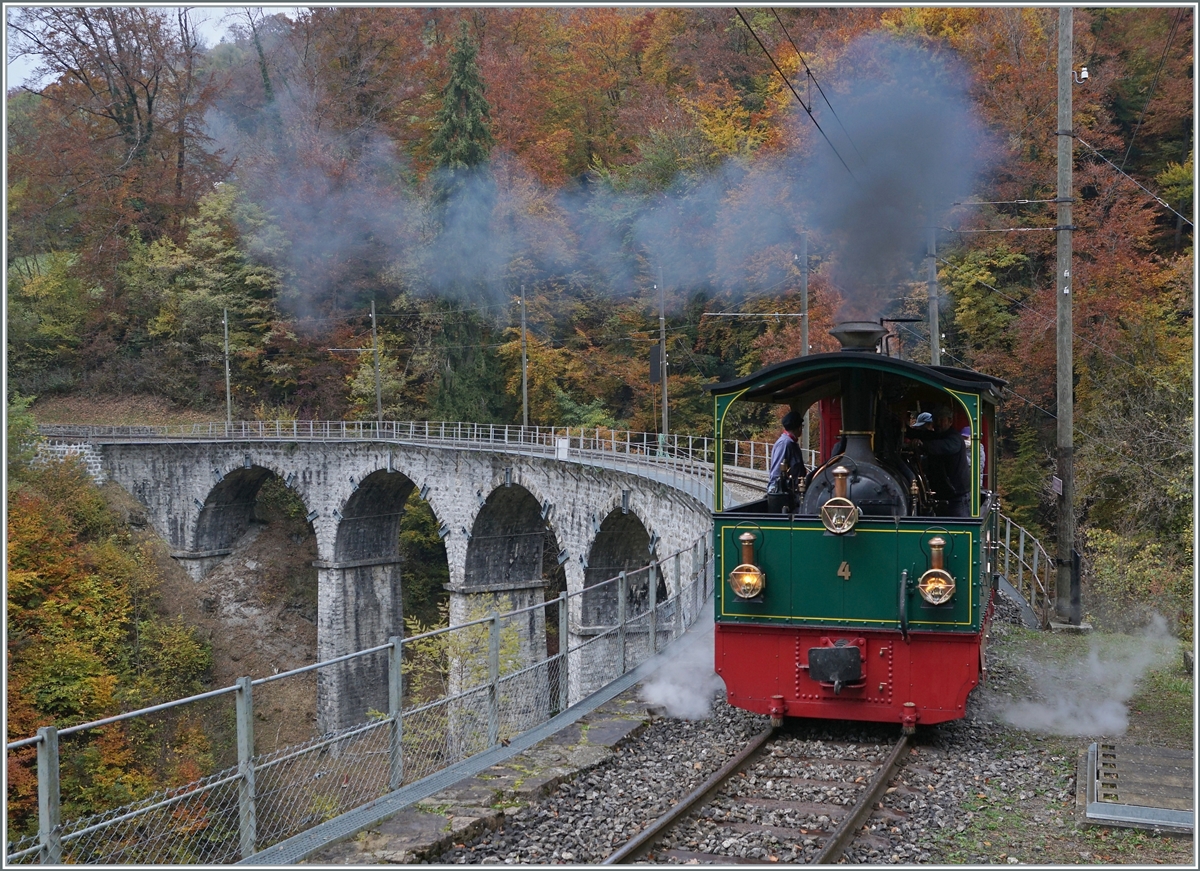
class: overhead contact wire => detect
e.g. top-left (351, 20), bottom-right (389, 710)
top-left (734, 7), bottom-right (856, 180)
top-left (1119, 8), bottom-right (1184, 172)
top-left (769, 7), bottom-right (865, 167)
top-left (1075, 135), bottom-right (1193, 226)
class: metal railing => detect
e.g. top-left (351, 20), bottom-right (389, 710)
top-left (5, 538), bottom-right (714, 865)
top-left (38, 420), bottom-right (793, 509)
top-left (37, 419), bottom-right (808, 475)
top-left (996, 513), bottom-right (1054, 627)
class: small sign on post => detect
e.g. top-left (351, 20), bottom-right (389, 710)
top-left (1051, 475), bottom-right (1063, 496)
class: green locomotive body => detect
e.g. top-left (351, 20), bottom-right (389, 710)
top-left (708, 323), bottom-right (1005, 729)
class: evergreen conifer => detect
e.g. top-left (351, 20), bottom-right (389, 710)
top-left (430, 22), bottom-right (495, 174)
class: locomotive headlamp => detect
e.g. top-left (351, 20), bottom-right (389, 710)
top-left (820, 466), bottom-right (860, 535)
top-left (728, 531), bottom-right (765, 599)
top-left (917, 536), bottom-right (956, 605)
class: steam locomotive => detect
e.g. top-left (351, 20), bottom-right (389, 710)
top-left (707, 321), bottom-right (1006, 731)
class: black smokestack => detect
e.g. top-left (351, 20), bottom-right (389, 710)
top-left (831, 320), bottom-right (888, 352)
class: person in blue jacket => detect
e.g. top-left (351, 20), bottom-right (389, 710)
top-left (767, 410), bottom-right (806, 497)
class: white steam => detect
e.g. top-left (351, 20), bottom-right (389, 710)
top-left (638, 606), bottom-right (726, 720)
top-left (997, 615), bottom-right (1178, 736)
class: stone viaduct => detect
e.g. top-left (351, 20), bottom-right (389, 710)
top-left (40, 422), bottom-right (762, 733)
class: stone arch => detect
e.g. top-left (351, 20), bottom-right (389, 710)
top-left (333, 469), bottom-right (415, 563)
top-left (193, 465), bottom-right (274, 555)
top-left (320, 468), bottom-right (418, 731)
top-left (449, 482), bottom-right (562, 728)
top-left (582, 508), bottom-right (665, 627)
top-left (183, 459), bottom-right (313, 580)
top-left (464, 484), bottom-right (560, 589)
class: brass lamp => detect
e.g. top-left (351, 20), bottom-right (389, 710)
top-left (728, 531), bottom-right (765, 598)
top-left (820, 466), bottom-right (860, 535)
top-left (917, 536), bottom-right (956, 605)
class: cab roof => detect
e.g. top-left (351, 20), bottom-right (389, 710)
top-left (705, 351), bottom-right (1008, 406)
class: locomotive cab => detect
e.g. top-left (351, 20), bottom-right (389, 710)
top-left (707, 321), bottom-right (1006, 730)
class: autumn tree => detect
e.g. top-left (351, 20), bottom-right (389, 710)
top-left (6, 458), bottom-right (212, 834)
top-left (7, 7), bottom-right (226, 274)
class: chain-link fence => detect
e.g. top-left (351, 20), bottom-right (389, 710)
top-left (6, 537), bottom-right (714, 865)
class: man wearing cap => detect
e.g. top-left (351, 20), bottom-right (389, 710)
top-left (907, 406), bottom-right (970, 516)
top-left (768, 410), bottom-right (807, 497)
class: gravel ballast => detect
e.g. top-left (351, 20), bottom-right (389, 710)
top-left (429, 592), bottom-right (1193, 865)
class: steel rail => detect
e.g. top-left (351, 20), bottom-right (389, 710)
top-left (812, 732), bottom-right (910, 864)
top-left (601, 727), bottom-right (776, 865)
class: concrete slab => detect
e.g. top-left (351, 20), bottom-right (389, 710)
top-left (309, 804), bottom-right (502, 865)
top-left (582, 716), bottom-right (648, 748)
top-left (544, 722), bottom-right (584, 745)
top-left (421, 777), bottom-right (505, 808)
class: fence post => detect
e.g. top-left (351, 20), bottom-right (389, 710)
top-left (1031, 545), bottom-right (1040, 616)
top-left (674, 552), bottom-right (683, 640)
top-left (648, 561), bottom-right (658, 655)
top-left (36, 726), bottom-right (62, 865)
top-left (388, 636), bottom-right (404, 791)
top-left (236, 676), bottom-right (257, 859)
top-left (1004, 518), bottom-right (1012, 578)
top-left (1017, 529), bottom-right (1027, 600)
top-left (704, 537), bottom-right (713, 599)
top-left (686, 547), bottom-right (696, 633)
top-left (488, 613), bottom-right (500, 747)
top-left (618, 572), bottom-right (627, 674)
top-left (558, 592), bottom-right (569, 713)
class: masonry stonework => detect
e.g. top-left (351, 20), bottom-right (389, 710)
top-left (87, 438), bottom-right (712, 732)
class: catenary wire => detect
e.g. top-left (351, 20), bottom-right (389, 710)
top-left (769, 7), bottom-right (865, 166)
top-left (1119, 7), bottom-right (1185, 172)
top-left (734, 7), bottom-right (857, 179)
top-left (952, 198), bottom-right (1057, 206)
top-left (1075, 135), bottom-right (1193, 226)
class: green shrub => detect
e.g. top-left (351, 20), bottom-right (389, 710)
top-left (1085, 528), bottom-right (1192, 643)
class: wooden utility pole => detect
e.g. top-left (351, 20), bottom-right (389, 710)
top-left (224, 308), bottom-right (232, 425)
top-left (659, 274), bottom-right (668, 443)
top-left (799, 233), bottom-right (809, 359)
top-left (927, 229), bottom-right (940, 365)
top-left (799, 234), bottom-right (811, 455)
top-left (371, 299), bottom-right (383, 425)
top-left (520, 285), bottom-right (528, 428)
top-left (1055, 7), bottom-right (1077, 624)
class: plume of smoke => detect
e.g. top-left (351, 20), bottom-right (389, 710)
top-left (806, 32), bottom-right (985, 319)
top-left (206, 28), bottom-right (986, 323)
top-left (639, 605), bottom-right (726, 720)
top-left (996, 615), bottom-right (1178, 736)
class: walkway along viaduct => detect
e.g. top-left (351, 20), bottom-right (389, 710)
top-left (39, 421), bottom-right (768, 734)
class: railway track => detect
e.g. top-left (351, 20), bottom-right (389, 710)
top-left (603, 727), bottom-right (911, 865)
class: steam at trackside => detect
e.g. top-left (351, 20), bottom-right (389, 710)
top-left (995, 615), bottom-right (1177, 736)
top-left (638, 608), bottom-right (726, 720)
